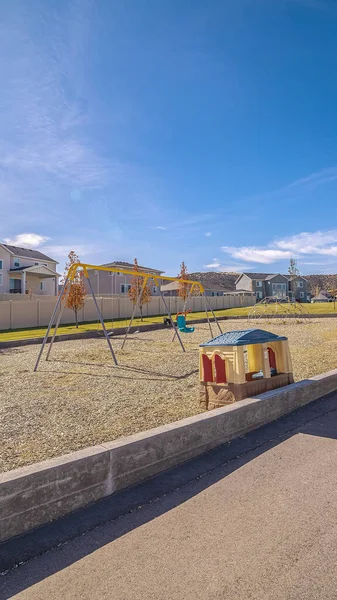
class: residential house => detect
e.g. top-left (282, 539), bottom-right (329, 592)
top-left (85, 261), bottom-right (164, 296)
top-left (236, 272), bottom-right (310, 302)
top-left (311, 292), bottom-right (330, 303)
top-left (0, 244), bottom-right (60, 295)
top-left (161, 280), bottom-right (227, 297)
top-left (288, 275), bottom-right (311, 302)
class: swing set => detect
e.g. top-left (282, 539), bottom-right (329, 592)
top-left (34, 262), bottom-right (223, 371)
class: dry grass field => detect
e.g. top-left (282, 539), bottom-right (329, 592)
top-left (1, 318), bottom-right (337, 472)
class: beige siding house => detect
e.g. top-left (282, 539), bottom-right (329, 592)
top-left (161, 280), bottom-right (227, 297)
top-left (0, 244), bottom-right (60, 295)
top-left (86, 261), bottom-right (164, 296)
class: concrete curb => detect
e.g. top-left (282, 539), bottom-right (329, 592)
top-left (2, 313), bottom-right (337, 349)
top-left (1, 368), bottom-right (337, 543)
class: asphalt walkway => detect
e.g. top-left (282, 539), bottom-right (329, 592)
top-left (1, 394), bottom-right (337, 600)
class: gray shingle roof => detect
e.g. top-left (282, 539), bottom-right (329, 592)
top-left (200, 328), bottom-right (287, 347)
top-left (161, 280), bottom-right (225, 291)
top-left (100, 261), bottom-right (163, 274)
top-left (312, 292), bottom-right (329, 301)
top-left (241, 273), bottom-right (273, 280)
top-left (265, 273), bottom-right (289, 281)
top-left (2, 244), bottom-right (57, 263)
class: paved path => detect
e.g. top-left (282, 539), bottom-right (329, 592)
top-left (2, 395), bottom-right (337, 600)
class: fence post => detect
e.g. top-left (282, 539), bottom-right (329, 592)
top-left (10, 300), bottom-right (13, 330)
top-left (37, 299), bottom-right (40, 327)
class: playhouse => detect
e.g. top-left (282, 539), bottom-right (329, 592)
top-left (199, 328), bottom-right (294, 410)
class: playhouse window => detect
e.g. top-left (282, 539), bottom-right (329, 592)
top-left (202, 354), bottom-right (213, 382)
top-left (214, 354), bottom-right (226, 383)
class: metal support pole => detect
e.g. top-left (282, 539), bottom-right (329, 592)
top-left (45, 302), bottom-right (65, 361)
top-left (203, 293), bottom-right (213, 338)
top-left (46, 279), bottom-right (72, 361)
top-left (121, 277), bottom-right (148, 350)
top-left (34, 276), bottom-right (69, 372)
top-left (204, 294), bottom-right (223, 334)
top-left (172, 284), bottom-right (193, 342)
top-left (87, 276), bottom-right (118, 365)
top-left (159, 288), bottom-right (185, 352)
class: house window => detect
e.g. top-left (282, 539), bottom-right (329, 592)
top-left (152, 286), bottom-right (157, 294)
top-left (121, 284), bottom-right (131, 294)
top-left (256, 281), bottom-right (262, 287)
top-left (256, 291), bottom-right (263, 299)
top-left (34, 262), bottom-right (39, 266)
top-left (0, 260), bottom-right (3, 270)
top-left (9, 278), bottom-right (21, 291)
top-left (300, 291), bottom-right (304, 298)
top-left (40, 281), bottom-right (46, 291)
top-left (0, 274), bottom-right (2, 285)
top-left (14, 258), bottom-right (20, 267)
top-left (272, 282), bottom-right (287, 296)
top-left (297, 281), bottom-right (303, 288)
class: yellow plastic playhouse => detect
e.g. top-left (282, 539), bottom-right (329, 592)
top-left (199, 328), bottom-right (293, 410)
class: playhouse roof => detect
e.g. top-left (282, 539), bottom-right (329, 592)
top-left (199, 328), bottom-right (287, 347)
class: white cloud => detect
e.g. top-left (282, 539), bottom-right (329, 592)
top-left (219, 264), bottom-right (252, 272)
top-left (205, 232), bottom-right (212, 237)
top-left (153, 225), bottom-right (167, 231)
top-left (0, 0), bottom-right (130, 232)
top-left (204, 258), bottom-right (252, 272)
top-left (275, 230), bottom-right (337, 256)
top-left (4, 233), bottom-right (49, 248)
top-left (204, 260), bottom-right (221, 268)
top-left (41, 244), bottom-right (102, 258)
top-left (221, 246), bottom-right (292, 264)
top-left (301, 261), bottom-right (328, 266)
top-left (221, 229), bottom-right (337, 266)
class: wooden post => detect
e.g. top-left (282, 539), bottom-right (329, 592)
top-left (261, 343), bottom-right (271, 378)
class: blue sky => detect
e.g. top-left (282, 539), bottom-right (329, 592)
top-left (2, 0), bottom-right (337, 276)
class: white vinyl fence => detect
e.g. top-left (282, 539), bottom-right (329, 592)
top-left (0, 293), bottom-right (255, 331)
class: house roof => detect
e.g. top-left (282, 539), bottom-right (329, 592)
top-left (199, 328), bottom-right (287, 347)
top-left (285, 274), bottom-right (308, 282)
top-left (99, 261), bottom-right (163, 274)
top-left (265, 273), bottom-right (289, 281)
top-left (237, 272), bottom-right (307, 283)
top-left (311, 292), bottom-right (329, 301)
top-left (161, 280), bottom-right (224, 292)
top-left (9, 265), bottom-right (61, 277)
top-left (237, 273), bottom-right (273, 281)
top-left (1, 244), bottom-right (57, 263)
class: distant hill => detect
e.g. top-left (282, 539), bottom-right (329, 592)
top-left (189, 272), bottom-right (337, 295)
top-left (305, 274), bottom-right (337, 294)
top-left (189, 271), bottom-right (239, 291)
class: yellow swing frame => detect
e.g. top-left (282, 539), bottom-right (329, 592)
top-left (34, 262), bottom-right (222, 371)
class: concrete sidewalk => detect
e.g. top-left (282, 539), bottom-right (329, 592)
top-left (2, 395), bottom-right (337, 600)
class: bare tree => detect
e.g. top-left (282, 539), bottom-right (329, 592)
top-left (63, 250), bottom-right (86, 328)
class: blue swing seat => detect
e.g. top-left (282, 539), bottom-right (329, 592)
top-left (177, 315), bottom-right (194, 333)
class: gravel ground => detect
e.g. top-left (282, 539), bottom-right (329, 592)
top-left (1, 318), bottom-right (337, 473)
